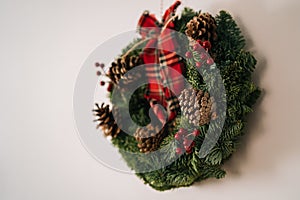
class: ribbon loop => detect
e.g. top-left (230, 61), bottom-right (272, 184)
top-left (137, 1), bottom-right (184, 123)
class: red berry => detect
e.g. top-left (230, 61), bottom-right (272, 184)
top-left (195, 61), bottom-right (202, 68)
top-left (193, 43), bottom-right (201, 51)
top-left (196, 39), bottom-right (203, 45)
top-left (192, 129), bottom-right (200, 137)
top-left (183, 138), bottom-right (192, 147)
top-left (176, 147), bottom-right (183, 155)
top-left (185, 146), bottom-right (193, 154)
top-left (186, 149), bottom-right (193, 154)
top-left (100, 63), bottom-right (105, 68)
top-left (185, 51), bottom-right (192, 59)
top-left (206, 58), bottom-right (214, 65)
top-left (174, 132), bottom-right (182, 140)
top-left (100, 81), bottom-right (105, 86)
top-left (96, 71), bottom-right (101, 76)
top-left (200, 53), bottom-right (207, 60)
top-left (178, 128), bottom-right (187, 135)
top-left (191, 141), bottom-right (196, 148)
top-left (95, 62), bottom-right (100, 67)
top-left (107, 83), bottom-right (113, 92)
top-left (202, 41), bottom-right (212, 50)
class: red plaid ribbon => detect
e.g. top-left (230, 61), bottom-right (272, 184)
top-left (137, 0), bottom-right (184, 124)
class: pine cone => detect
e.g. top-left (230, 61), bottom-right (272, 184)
top-left (185, 12), bottom-right (217, 42)
top-left (134, 123), bottom-right (166, 153)
top-left (108, 55), bottom-right (142, 84)
top-left (93, 103), bottom-right (121, 138)
top-left (178, 88), bottom-right (217, 126)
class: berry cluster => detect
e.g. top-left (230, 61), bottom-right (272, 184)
top-left (174, 128), bottom-right (201, 155)
top-left (185, 40), bottom-right (214, 68)
top-left (95, 62), bottom-right (113, 92)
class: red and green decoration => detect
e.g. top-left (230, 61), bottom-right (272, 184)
top-left (93, 1), bottom-right (261, 191)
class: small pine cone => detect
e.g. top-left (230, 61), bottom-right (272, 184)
top-left (178, 88), bottom-right (217, 126)
top-left (185, 12), bottom-right (217, 42)
top-left (134, 123), bottom-right (165, 153)
top-left (108, 55), bottom-right (142, 84)
top-left (93, 103), bottom-right (121, 138)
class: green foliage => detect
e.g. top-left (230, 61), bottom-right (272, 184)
top-left (107, 9), bottom-right (261, 191)
top-left (174, 7), bottom-right (199, 33)
top-left (213, 11), bottom-right (246, 66)
top-left (129, 85), bottom-right (151, 127)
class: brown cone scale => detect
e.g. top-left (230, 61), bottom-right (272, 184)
top-left (108, 55), bottom-right (142, 84)
top-left (134, 123), bottom-right (166, 153)
top-left (185, 12), bottom-right (217, 42)
top-left (93, 103), bottom-right (121, 138)
top-left (178, 88), bottom-right (217, 126)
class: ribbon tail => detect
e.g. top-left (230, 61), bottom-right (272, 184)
top-left (138, 1), bottom-right (183, 124)
top-left (162, 0), bottom-right (181, 24)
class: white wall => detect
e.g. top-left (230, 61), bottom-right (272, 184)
top-left (1, 0), bottom-right (300, 199)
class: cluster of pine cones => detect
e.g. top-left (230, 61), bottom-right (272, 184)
top-left (93, 88), bottom-right (217, 153)
top-left (93, 11), bottom-right (218, 153)
top-left (94, 57), bottom-right (218, 153)
top-left (93, 102), bottom-right (167, 153)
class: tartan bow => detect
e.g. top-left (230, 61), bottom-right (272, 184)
top-left (137, 0), bottom-right (184, 124)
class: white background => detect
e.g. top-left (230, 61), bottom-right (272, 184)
top-left (1, 0), bottom-right (300, 199)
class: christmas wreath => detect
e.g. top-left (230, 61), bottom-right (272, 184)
top-left (93, 1), bottom-right (261, 191)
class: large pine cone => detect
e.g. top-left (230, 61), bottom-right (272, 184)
top-left (178, 88), bottom-right (217, 126)
top-left (93, 103), bottom-right (121, 138)
top-left (185, 12), bottom-right (217, 42)
top-left (108, 55), bottom-right (142, 84)
top-left (134, 123), bottom-right (166, 153)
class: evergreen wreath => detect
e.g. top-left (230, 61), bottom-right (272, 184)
top-left (93, 1), bottom-right (261, 191)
